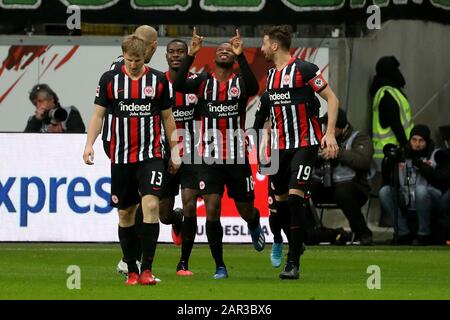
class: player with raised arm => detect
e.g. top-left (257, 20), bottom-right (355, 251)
top-left (173, 28), bottom-right (265, 279)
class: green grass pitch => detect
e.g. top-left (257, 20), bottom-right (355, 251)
top-left (0, 243), bottom-right (449, 300)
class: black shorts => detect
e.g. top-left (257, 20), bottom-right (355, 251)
top-left (197, 162), bottom-right (255, 202)
top-left (160, 163), bottom-right (199, 199)
top-left (110, 158), bottom-right (165, 209)
top-left (271, 146), bottom-right (319, 195)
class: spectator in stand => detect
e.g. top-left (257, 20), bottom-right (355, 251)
top-left (25, 84), bottom-right (85, 133)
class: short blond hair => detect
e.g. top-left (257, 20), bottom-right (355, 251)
top-left (121, 35), bottom-right (146, 56)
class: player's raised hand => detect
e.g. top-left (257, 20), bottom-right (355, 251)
top-left (230, 29), bottom-right (243, 56)
top-left (189, 26), bottom-right (204, 57)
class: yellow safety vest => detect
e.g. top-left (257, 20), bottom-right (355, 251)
top-left (372, 86), bottom-right (413, 165)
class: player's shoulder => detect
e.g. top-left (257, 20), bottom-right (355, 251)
top-left (148, 68), bottom-right (168, 84)
top-left (98, 69), bottom-right (117, 82)
top-left (267, 65), bottom-right (276, 74)
top-left (109, 55), bottom-right (124, 71)
top-left (294, 58), bottom-right (319, 70)
top-left (149, 67), bottom-right (165, 77)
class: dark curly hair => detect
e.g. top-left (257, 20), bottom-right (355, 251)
top-left (263, 25), bottom-right (292, 50)
top-left (29, 84), bottom-right (60, 106)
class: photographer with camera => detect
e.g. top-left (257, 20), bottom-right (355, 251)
top-left (379, 124), bottom-right (441, 245)
top-left (409, 146), bottom-right (450, 244)
top-left (24, 84), bottom-right (86, 133)
top-left (310, 108), bottom-right (374, 245)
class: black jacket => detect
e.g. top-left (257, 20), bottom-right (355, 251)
top-left (24, 106), bottom-right (86, 133)
top-left (414, 148), bottom-right (450, 192)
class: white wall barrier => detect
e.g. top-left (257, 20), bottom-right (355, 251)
top-left (0, 133), bottom-right (272, 242)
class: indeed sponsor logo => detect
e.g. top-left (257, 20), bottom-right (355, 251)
top-left (0, 176), bottom-right (112, 227)
top-left (119, 101), bottom-right (152, 112)
top-left (207, 102), bottom-right (239, 113)
top-left (173, 108), bottom-right (195, 118)
top-left (269, 92), bottom-right (291, 101)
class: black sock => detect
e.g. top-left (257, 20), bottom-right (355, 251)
top-left (276, 200), bottom-right (291, 242)
top-left (118, 225), bottom-right (139, 274)
top-left (181, 216), bottom-right (197, 263)
top-left (288, 194), bottom-right (308, 267)
top-left (138, 223), bottom-right (159, 272)
top-left (171, 209), bottom-right (183, 225)
top-left (247, 208), bottom-right (261, 231)
top-left (134, 206), bottom-right (143, 261)
top-left (173, 209), bottom-right (183, 234)
top-left (269, 212), bottom-right (283, 243)
top-left (135, 234), bottom-right (142, 262)
top-left (206, 220), bottom-right (225, 269)
top-left (160, 208), bottom-right (183, 226)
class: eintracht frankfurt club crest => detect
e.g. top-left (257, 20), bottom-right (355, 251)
top-left (144, 86), bottom-right (155, 97)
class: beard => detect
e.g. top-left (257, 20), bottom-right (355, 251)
top-left (264, 52), bottom-right (274, 62)
top-left (215, 60), bottom-right (234, 69)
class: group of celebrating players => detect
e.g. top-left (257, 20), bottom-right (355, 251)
top-left (83, 24), bottom-right (339, 285)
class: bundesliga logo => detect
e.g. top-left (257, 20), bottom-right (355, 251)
top-left (269, 91), bottom-right (291, 101)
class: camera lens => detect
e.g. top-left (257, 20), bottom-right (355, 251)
top-left (48, 107), bottom-right (68, 123)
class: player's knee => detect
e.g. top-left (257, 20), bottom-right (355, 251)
top-left (118, 208), bottom-right (136, 226)
top-left (237, 203), bottom-right (254, 220)
top-left (289, 188), bottom-right (304, 198)
top-left (274, 192), bottom-right (288, 202)
top-left (205, 197), bottom-right (221, 218)
top-left (182, 200), bottom-right (197, 218)
top-left (141, 197), bottom-right (159, 222)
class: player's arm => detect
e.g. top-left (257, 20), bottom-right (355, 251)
top-left (302, 61), bottom-right (339, 158)
top-left (231, 29), bottom-right (259, 97)
top-left (253, 91), bottom-right (270, 130)
top-left (318, 86), bottom-right (339, 159)
top-left (83, 105), bottom-right (107, 165)
top-left (84, 72), bottom-right (110, 165)
top-left (173, 27), bottom-right (204, 93)
top-left (161, 108), bottom-right (181, 174)
top-left (252, 92), bottom-right (271, 170)
top-left (160, 77), bottom-right (181, 174)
